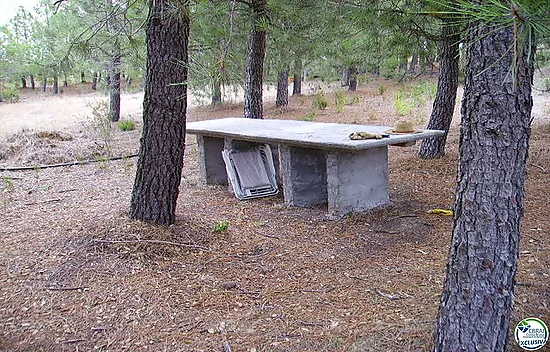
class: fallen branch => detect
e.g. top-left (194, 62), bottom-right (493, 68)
top-left (92, 238), bottom-right (209, 251)
top-left (0, 154), bottom-right (138, 172)
top-left (375, 288), bottom-right (401, 301)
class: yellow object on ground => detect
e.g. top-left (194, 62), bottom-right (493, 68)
top-left (428, 208), bottom-right (453, 216)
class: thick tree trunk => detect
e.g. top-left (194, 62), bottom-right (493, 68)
top-left (81, 71), bottom-right (86, 83)
top-left (244, 0), bottom-right (267, 119)
top-left (30, 75), bottom-right (35, 89)
top-left (21, 77), bottom-right (27, 89)
top-left (130, 0), bottom-right (189, 225)
top-left (108, 53), bottom-right (121, 122)
top-left (276, 69), bottom-right (289, 107)
top-left (292, 56), bottom-right (302, 95)
top-left (348, 66), bottom-right (357, 91)
top-left (418, 17), bottom-right (460, 159)
top-left (92, 72), bottom-right (98, 90)
top-left (42, 77), bottom-right (47, 92)
top-left (53, 76), bottom-right (59, 94)
top-left (434, 22), bottom-right (534, 352)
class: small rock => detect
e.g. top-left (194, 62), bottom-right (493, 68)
top-left (222, 281), bottom-right (238, 290)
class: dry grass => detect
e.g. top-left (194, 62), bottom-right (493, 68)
top-left (0, 78), bottom-right (549, 351)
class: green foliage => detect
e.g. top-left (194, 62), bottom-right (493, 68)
top-left (378, 85), bottom-right (387, 95)
top-left (393, 91), bottom-right (415, 116)
top-left (301, 110), bottom-right (316, 122)
top-left (214, 221), bottom-right (229, 233)
top-left (334, 92), bottom-right (347, 113)
top-left (86, 99), bottom-right (112, 156)
top-left (312, 93), bottom-right (328, 110)
top-left (1, 84), bottom-right (20, 102)
top-left (351, 96), bottom-right (361, 104)
top-left (412, 81), bottom-right (437, 101)
top-left (2, 176), bottom-right (14, 192)
top-left (117, 120), bottom-right (136, 131)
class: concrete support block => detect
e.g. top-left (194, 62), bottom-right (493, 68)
top-left (327, 146), bottom-right (390, 217)
top-left (280, 145), bottom-right (327, 207)
top-left (197, 135), bottom-right (226, 185)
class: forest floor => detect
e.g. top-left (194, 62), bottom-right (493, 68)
top-left (0, 77), bottom-right (549, 352)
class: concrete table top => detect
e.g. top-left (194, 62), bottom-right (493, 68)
top-left (186, 118), bottom-right (444, 151)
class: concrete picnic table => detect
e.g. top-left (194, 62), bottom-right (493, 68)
top-left (186, 117), bottom-right (444, 217)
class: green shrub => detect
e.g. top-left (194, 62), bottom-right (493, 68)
top-left (301, 110), bottom-right (316, 122)
top-left (312, 92), bottom-right (328, 110)
top-left (394, 91), bottom-right (415, 116)
top-left (378, 85), bottom-right (387, 95)
top-left (117, 120), bottom-right (136, 131)
top-left (334, 92), bottom-right (347, 113)
top-left (214, 221), bottom-right (229, 233)
top-left (86, 99), bottom-right (112, 155)
top-left (2, 84), bottom-right (20, 103)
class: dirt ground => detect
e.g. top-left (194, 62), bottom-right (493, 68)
top-left (0, 78), bottom-right (549, 352)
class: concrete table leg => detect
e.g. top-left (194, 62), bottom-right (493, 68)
top-left (326, 146), bottom-right (390, 217)
top-left (280, 145), bottom-right (327, 207)
top-left (197, 135), bottom-right (227, 185)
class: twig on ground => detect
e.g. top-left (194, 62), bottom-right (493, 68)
top-left (92, 239), bottom-right (209, 250)
top-left (24, 198), bottom-right (62, 206)
top-left (532, 164), bottom-right (547, 173)
top-left (376, 288), bottom-right (401, 301)
top-left (387, 214), bottom-right (418, 222)
top-left (299, 321), bottom-right (326, 327)
top-left (223, 340), bottom-right (233, 352)
top-left (45, 286), bottom-right (88, 291)
top-left (61, 338), bottom-right (86, 344)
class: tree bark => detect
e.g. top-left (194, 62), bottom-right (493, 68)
top-left (418, 17), bottom-right (460, 159)
top-left (130, 0), bottom-right (189, 225)
top-left (348, 66), bottom-right (357, 91)
top-left (42, 77), bottom-right (47, 92)
top-left (30, 75), bottom-right (35, 89)
top-left (81, 71), bottom-right (86, 83)
top-left (21, 77), bottom-right (27, 89)
top-left (92, 72), bottom-right (98, 90)
top-left (212, 75), bottom-right (222, 105)
top-left (276, 69), bottom-right (289, 107)
top-left (292, 56), bottom-right (302, 95)
top-left (434, 21), bottom-right (535, 352)
top-left (108, 53), bottom-right (121, 122)
top-left (53, 76), bottom-right (59, 94)
top-left (244, 0), bottom-right (267, 119)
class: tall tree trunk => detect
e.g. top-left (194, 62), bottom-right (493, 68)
top-left (348, 66), bottom-right (357, 91)
top-left (21, 77), bottom-right (27, 89)
top-left (342, 68), bottom-right (350, 87)
top-left (292, 56), bottom-right (302, 95)
top-left (108, 53), bottom-right (121, 122)
top-left (30, 75), bottom-right (35, 89)
top-left (92, 72), bottom-right (98, 90)
top-left (53, 76), bottom-right (59, 94)
top-left (130, 0), bottom-right (189, 225)
top-left (434, 21), bottom-right (535, 352)
top-left (81, 71), bottom-right (86, 83)
top-left (408, 53), bottom-right (419, 73)
top-left (212, 74), bottom-right (222, 105)
top-left (418, 17), bottom-right (460, 159)
top-left (42, 77), bottom-right (47, 92)
top-left (244, 0), bottom-right (267, 119)
top-left (276, 68), bottom-right (289, 107)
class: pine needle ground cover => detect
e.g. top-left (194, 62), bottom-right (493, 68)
top-left (1, 79), bottom-right (548, 351)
